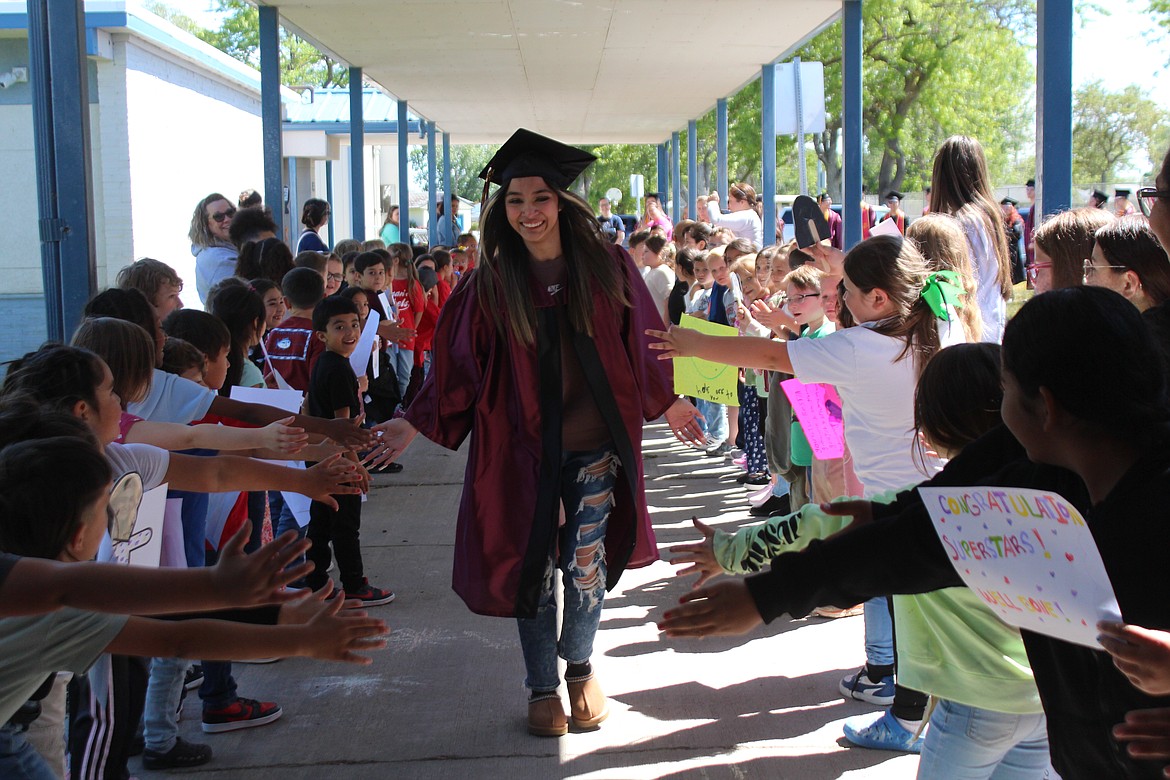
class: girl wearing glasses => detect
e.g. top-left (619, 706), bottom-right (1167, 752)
top-left (1028, 208), bottom-right (1113, 294)
top-left (1081, 216), bottom-right (1170, 313)
top-left (189, 193), bottom-right (238, 306)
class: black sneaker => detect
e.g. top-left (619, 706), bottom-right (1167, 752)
top-left (749, 494), bottom-right (791, 517)
top-left (348, 578), bottom-right (396, 606)
top-left (741, 472), bottom-right (771, 487)
top-left (184, 664), bottom-right (204, 691)
top-left (201, 697), bottom-right (282, 733)
top-left (142, 737), bottom-right (213, 769)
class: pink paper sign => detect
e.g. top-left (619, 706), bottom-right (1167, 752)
top-left (780, 379), bottom-right (844, 459)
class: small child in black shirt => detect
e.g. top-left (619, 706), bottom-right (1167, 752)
top-left (306, 296), bottom-right (395, 605)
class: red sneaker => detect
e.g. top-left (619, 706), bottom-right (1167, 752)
top-left (201, 697), bottom-right (282, 733)
top-left (348, 578), bottom-right (396, 606)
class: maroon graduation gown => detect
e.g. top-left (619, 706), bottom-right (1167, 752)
top-left (405, 244), bottom-right (676, 618)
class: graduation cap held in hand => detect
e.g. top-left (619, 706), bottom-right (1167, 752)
top-left (792, 194), bottom-right (831, 249)
top-left (478, 129), bottom-right (597, 204)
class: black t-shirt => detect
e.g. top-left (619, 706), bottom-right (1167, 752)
top-left (307, 350), bottom-right (359, 421)
top-left (667, 278), bottom-right (689, 326)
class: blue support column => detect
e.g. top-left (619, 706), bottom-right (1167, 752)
top-left (442, 132), bottom-right (452, 238)
top-left (717, 98), bottom-right (729, 211)
top-left (29, 0), bottom-right (96, 341)
top-left (259, 5), bottom-right (283, 239)
top-left (842, 0), bottom-right (864, 249)
top-left (348, 67), bottom-right (365, 240)
top-left (671, 131), bottom-right (681, 223)
top-left (287, 157), bottom-right (298, 240)
top-left (397, 99), bottom-right (410, 241)
top-left (687, 119), bottom-right (698, 220)
top-left (325, 160), bottom-right (334, 246)
top-left (761, 63), bottom-right (777, 247)
top-left (426, 122), bottom-right (437, 246)
top-left (1037, 0), bottom-right (1073, 216)
top-left (656, 143), bottom-right (668, 205)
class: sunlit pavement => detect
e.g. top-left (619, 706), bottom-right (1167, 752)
top-left (137, 421), bottom-right (918, 779)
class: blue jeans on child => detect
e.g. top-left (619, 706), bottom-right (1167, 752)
top-left (0, 723), bottom-right (55, 780)
top-left (143, 657), bottom-right (187, 754)
top-left (392, 348), bottom-right (413, 402)
top-left (916, 700), bottom-right (1049, 780)
top-left (695, 399), bottom-right (727, 444)
top-left (516, 446), bottom-right (617, 692)
top-left (864, 596), bottom-right (894, 666)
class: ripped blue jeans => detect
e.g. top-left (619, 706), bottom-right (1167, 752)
top-left (517, 446), bottom-right (617, 692)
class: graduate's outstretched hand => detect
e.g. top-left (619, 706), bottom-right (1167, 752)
top-left (1113, 707), bottom-right (1170, 776)
top-left (657, 580), bottom-right (763, 638)
top-left (365, 418), bottom-right (420, 470)
top-left (668, 517), bottom-right (723, 587)
top-left (211, 523), bottom-right (314, 606)
top-left (663, 398), bottom-right (706, 447)
top-left (1099, 622), bottom-right (1170, 695)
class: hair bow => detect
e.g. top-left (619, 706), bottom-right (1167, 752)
top-left (920, 270), bottom-right (964, 321)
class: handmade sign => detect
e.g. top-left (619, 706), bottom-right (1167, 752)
top-left (98, 474), bottom-right (167, 568)
top-left (673, 317), bottom-right (739, 404)
top-left (349, 308), bottom-right (382, 378)
top-left (792, 195), bottom-right (831, 249)
top-left (780, 379), bottom-right (844, 459)
top-left (918, 486), bottom-right (1120, 649)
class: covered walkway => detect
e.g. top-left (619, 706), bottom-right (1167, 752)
top-left (137, 423), bottom-right (919, 779)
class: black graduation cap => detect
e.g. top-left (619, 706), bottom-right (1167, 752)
top-left (792, 195), bottom-right (831, 249)
top-left (478, 129), bottom-right (597, 192)
top-left (1001, 196), bottom-right (1018, 206)
top-left (885, 191), bottom-right (903, 202)
top-left (1115, 188), bottom-right (1132, 199)
top-left (1092, 189), bottom-right (1108, 203)
top-left (1026, 178), bottom-right (1036, 188)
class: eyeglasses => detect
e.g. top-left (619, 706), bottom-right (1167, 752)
top-left (327, 273), bottom-right (345, 282)
top-left (209, 207), bottom-right (236, 224)
top-left (1025, 262), bottom-right (1052, 282)
top-left (1138, 187), bottom-right (1170, 217)
top-left (788, 292), bottom-right (820, 303)
top-left (1082, 259), bottom-right (1128, 279)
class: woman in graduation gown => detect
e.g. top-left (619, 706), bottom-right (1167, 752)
top-left (371, 129), bottom-right (705, 737)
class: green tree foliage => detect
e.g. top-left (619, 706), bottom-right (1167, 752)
top-left (406, 145), bottom-right (499, 204)
top-left (1072, 81), bottom-right (1167, 184)
top-left (801, 0), bottom-right (1033, 199)
top-left (149, 0), bottom-right (346, 88)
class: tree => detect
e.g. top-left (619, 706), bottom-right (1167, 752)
top-left (1073, 82), bottom-right (1167, 184)
top-left (406, 145), bottom-right (498, 204)
top-left (149, 1), bottom-right (347, 88)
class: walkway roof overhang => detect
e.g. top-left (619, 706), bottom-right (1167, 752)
top-left (266, 0), bottom-right (842, 145)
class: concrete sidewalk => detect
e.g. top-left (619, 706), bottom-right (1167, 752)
top-left (137, 422), bottom-right (919, 779)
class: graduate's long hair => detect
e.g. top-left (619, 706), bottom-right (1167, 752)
top-left (474, 181), bottom-right (628, 346)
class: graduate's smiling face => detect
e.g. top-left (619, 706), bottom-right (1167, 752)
top-left (505, 177), bottom-right (562, 257)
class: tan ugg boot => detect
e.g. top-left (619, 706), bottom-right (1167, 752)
top-left (566, 673), bottom-right (609, 729)
top-left (527, 693), bottom-right (568, 737)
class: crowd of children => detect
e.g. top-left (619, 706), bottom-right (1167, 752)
top-left (3, 136), bottom-right (1170, 779)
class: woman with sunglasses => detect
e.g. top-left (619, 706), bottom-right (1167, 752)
top-left (189, 193), bottom-right (238, 306)
top-left (1138, 146), bottom-right (1170, 251)
top-left (704, 182), bottom-right (764, 246)
top-left (1081, 216), bottom-right (1170, 313)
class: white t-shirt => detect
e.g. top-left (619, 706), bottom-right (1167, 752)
top-left (105, 442), bottom-right (171, 492)
top-left (708, 206), bottom-right (763, 246)
top-left (788, 323), bottom-right (960, 495)
top-left (0, 608), bottom-right (127, 723)
top-left (127, 369), bottom-right (217, 424)
top-left (961, 215), bottom-right (1008, 344)
top-left (643, 264), bottom-right (676, 323)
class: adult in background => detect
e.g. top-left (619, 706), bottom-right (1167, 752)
top-left (435, 194), bottom-right (462, 247)
top-left (1089, 189), bottom-right (1109, 209)
top-left (296, 198), bottom-right (330, 253)
top-left (597, 197), bottom-right (625, 245)
top-left (370, 129), bottom-right (703, 738)
top-left (1114, 188), bottom-right (1137, 218)
top-left (880, 192), bottom-right (907, 234)
top-left (380, 204), bottom-right (401, 247)
top-left (1022, 178), bottom-right (1036, 266)
top-left (1000, 197), bottom-right (1026, 284)
top-left (705, 183), bottom-right (763, 246)
top-left (818, 192), bottom-right (844, 249)
top-left (190, 193), bottom-right (237, 306)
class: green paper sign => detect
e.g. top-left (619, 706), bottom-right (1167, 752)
top-left (673, 316), bottom-right (740, 404)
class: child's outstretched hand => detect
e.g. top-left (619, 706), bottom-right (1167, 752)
top-left (262, 416), bottom-right (309, 455)
top-left (301, 454), bottom-right (363, 509)
top-left (668, 517), bottom-right (723, 587)
top-left (211, 523), bottom-right (314, 606)
top-left (657, 580), bottom-right (763, 638)
top-left (278, 581), bottom-right (367, 625)
top-left (296, 588), bottom-right (389, 664)
top-left (645, 325), bottom-right (702, 360)
top-left (323, 414), bottom-right (376, 449)
top-left (1098, 622), bottom-right (1170, 695)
